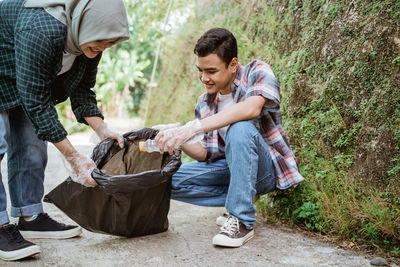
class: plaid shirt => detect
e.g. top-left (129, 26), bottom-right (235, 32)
top-left (0, 0), bottom-right (103, 143)
top-left (195, 60), bottom-right (304, 189)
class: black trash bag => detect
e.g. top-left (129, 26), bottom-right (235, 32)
top-left (44, 128), bottom-right (181, 237)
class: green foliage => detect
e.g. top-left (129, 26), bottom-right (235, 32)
top-left (181, 152), bottom-right (195, 164)
top-left (56, 100), bottom-right (89, 134)
top-left (393, 56), bottom-right (400, 66)
top-left (293, 201), bottom-right (323, 231)
top-left (57, 0), bottom-right (191, 132)
top-left (94, 0), bottom-right (192, 117)
top-left (95, 47), bottom-right (150, 115)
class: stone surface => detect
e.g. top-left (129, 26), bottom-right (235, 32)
top-left (371, 257), bottom-right (389, 266)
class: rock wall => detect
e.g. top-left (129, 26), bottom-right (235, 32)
top-left (266, 0), bottom-right (400, 186)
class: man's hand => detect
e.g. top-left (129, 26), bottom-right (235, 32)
top-left (155, 119), bottom-right (204, 154)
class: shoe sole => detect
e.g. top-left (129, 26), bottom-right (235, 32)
top-left (0, 245), bottom-right (40, 261)
top-left (19, 227), bottom-right (82, 239)
top-left (212, 230), bottom-right (254, 247)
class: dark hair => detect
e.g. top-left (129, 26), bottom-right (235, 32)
top-left (194, 28), bottom-right (237, 66)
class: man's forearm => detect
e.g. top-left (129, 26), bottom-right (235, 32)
top-left (182, 142), bottom-right (207, 161)
top-left (200, 95), bottom-right (266, 132)
top-left (180, 96), bottom-right (266, 160)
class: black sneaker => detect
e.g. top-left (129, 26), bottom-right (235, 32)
top-left (212, 215), bottom-right (254, 247)
top-left (0, 224), bottom-right (40, 261)
top-left (18, 213), bottom-right (82, 239)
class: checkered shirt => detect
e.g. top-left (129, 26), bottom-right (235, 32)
top-left (194, 59), bottom-right (304, 189)
top-left (0, 0), bottom-right (103, 143)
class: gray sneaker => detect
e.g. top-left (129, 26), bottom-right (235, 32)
top-left (216, 195), bottom-right (259, 226)
top-left (215, 211), bottom-right (228, 226)
top-left (212, 215), bottom-right (254, 247)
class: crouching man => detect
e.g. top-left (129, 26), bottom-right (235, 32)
top-left (155, 28), bottom-right (304, 247)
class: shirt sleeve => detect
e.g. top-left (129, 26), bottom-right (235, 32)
top-left (244, 62), bottom-right (280, 112)
top-left (194, 99), bottom-right (207, 149)
top-left (14, 30), bottom-right (67, 143)
top-left (68, 54), bottom-right (104, 124)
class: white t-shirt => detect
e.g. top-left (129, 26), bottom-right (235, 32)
top-left (217, 92), bottom-right (234, 141)
top-left (57, 51), bottom-right (76, 76)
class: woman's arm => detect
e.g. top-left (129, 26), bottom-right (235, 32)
top-left (68, 54), bottom-right (104, 125)
top-left (14, 30), bottom-right (67, 143)
top-left (53, 138), bottom-right (97, 187)
top-left (84, 116), bottom-right (124, 148)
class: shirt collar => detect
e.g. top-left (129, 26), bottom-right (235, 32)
top-left (231, 63), bottom-right (243, 100)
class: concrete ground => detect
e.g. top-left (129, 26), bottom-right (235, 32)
top-left (0, 120), bottom-right (394, 266)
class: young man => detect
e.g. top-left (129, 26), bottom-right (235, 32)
top-left (155, 28), bottom-right (304, 247)
top-left (0, 0), bottom-right (129, 261)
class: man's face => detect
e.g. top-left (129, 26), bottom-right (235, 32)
top-left (79, 38), bottom-right (119, 58)
top-left (196, 53), bottom-right (237, 95)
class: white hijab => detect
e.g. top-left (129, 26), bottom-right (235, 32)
top-left (24, 0), bottom-right (130, 55)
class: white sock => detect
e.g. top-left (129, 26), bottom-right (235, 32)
top-left (24, 214), bottom-right (38, 221)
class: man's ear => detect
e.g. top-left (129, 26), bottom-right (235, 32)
top-left (229, 57), bottom-right (238, 73)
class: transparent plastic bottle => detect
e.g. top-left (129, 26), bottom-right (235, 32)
top-left (139, 133), bottom-right (204, 153)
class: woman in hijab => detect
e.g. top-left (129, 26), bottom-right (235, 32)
top-left (0, 0), bottom-right (129, 261)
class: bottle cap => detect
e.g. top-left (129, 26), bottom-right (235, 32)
top-left (138, 141), bottom-right (145, 152)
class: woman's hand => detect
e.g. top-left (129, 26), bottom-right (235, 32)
top-left (85, 116), bottom-right (124, 148)
top-left (66, 152), bottom-right (98, 187)
top-left (54, 138), bottom-right (98, 187)
top-left (94, 124), bottom-right (124, 148)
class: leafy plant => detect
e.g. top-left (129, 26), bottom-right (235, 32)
top-left (293, 201), bottom-right (323, 231)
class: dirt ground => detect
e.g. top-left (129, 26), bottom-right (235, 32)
top-left (0, 120), bottom-right (395, 266)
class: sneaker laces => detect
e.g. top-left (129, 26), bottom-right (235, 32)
top-left (40, 213), bottom-right (65, 226)
top-left (220, 215), bottom-right (240, 236)
top-left (4, 225), bottom-right (25, 243)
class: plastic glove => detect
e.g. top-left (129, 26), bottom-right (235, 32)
top-left (65, 152), bottom-right (97, 187)
top-left (151, 122), bottom-right (180, 131)
top-left (155, 119), bottom-right (204, 154)
top-left (94, 123), bottom-right (124, 148)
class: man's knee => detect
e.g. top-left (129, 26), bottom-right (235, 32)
top-left (225, 121), bottom-right (258, 145)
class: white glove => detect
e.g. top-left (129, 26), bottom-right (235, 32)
top-left (155, 119), bottom-right (204, 154)
top-left (93, 123), bottom-right (124, 148)
top-left (65, 152), bottom-right (98, 187)
top-left (151, 122), bottom-right (180, 131)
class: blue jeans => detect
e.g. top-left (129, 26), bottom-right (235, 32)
top-left (172, 121), bottom-right (276, 229)
top-left (0, 107), bottom-right (47, 225)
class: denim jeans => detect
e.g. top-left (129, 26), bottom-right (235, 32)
top-left (0, 107), bottom-right (47, 225)
top-left (172, 121), bottom-right (276, 229)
